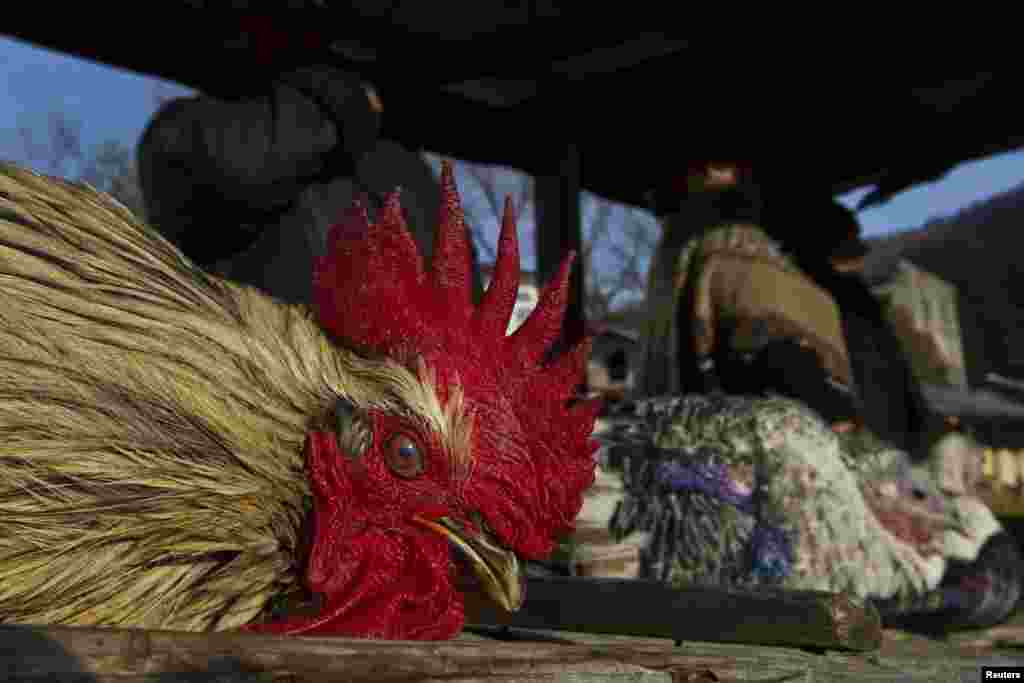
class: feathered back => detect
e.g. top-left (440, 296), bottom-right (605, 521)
top-left (0, 163), bottom-right (420, 630)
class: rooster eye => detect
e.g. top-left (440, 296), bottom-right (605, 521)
top-left (384, 433), bottom-right (425, 479)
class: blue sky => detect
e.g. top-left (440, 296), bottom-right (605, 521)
top-left (3, 35), bottom-right (1024, 242)
top-left (837, 149), bottom-right (1024, 237)
top-left (0, 37), bottom-right (192, 163)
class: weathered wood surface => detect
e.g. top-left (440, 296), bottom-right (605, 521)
top-left (465, 575), bottom-right (882, 652)
top-left (2, 620), bottom-right (1023, 682)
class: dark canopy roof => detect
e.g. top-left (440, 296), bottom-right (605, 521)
top-left (6, 8), bottom-right (1022, 211)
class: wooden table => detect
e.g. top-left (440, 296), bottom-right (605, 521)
top-left (3, 616), bottom-right (1024, 682)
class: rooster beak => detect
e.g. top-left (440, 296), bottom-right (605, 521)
top-left (412, 515), bottom-right (524, 612)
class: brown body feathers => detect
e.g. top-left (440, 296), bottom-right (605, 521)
top-left (0, 163), bottom-right (421, 630)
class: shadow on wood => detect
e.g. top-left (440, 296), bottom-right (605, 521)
top-left (464, 576), bottom-right (883, 652)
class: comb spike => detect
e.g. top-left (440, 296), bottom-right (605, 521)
top-left (380, 189), bottom-right (426, 284)
top-left (313, 195), bottom-right (432, 355)
top-left (381, 189), bottom-right (403, 223)
top-left (543, 336), bottom-right (593, 401)
top-left (475, 196), bottom-right (521, 338)
top-left (325, 199), bottom-right (371, 251)
top-left (314, 176), bottom-right (600, 567)
top-left (508, 251), bottom-right (576, 367)
top-left (430, 160), bottom-right (474, 311)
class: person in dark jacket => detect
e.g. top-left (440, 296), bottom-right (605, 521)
top-left (770, 199), bottom-right (937, 456)
top-left (640, 160), bottom-right (863, 430)
top-left (643, 162), bottom-right (935, 454)
top-left (137, 62), bottom-right (482, 306)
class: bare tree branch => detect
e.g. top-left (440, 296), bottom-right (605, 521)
top-left (582, 200), bottom-right (615, 269)
top-left (460, 163), bottom-right (533, 264)
top-left (422, 154), bottom-right (657, 325)
top-left (17, 111), bottom-right (85, 176)
top-left (50, 112), bottom-right (82, 166)
top-left (80, 140), bottom-right (145, 216)
top-left (18, 110), bottom-right (145, 217)
top-left (421, 154), bottom-right (534, 266)
top-left (460, 165), bottom-right (502, 263)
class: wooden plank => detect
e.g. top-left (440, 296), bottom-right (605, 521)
top-left (0, 623), bottom-right (789, 682)
top-left (9, 591), bottom-right (1024, 682)
top-left (464, 576), bottom-right (882, 652)
top-left (534, 141), bottom-right (585, 345)
top-left (2, 621), bottom-right (1019, 682)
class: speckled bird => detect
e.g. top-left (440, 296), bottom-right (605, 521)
top-left (569, 393), bottom-right (1021, 630)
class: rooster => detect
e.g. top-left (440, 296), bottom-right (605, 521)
top-left (0, 160), bottom-right (600, 640)
top-left (571, 393), bottom-right (1022, 630)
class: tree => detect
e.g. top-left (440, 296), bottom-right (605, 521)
top-left (17, 110), bottom-right (146, 217)
top-left (426, 154), bottom-right (659, 323)
top-left (452, 160), bottom-right (535, 264)
top-left (12, 79), bottom-right (189, 221)
top-left (81, 140), bottom-right (145, 217)
top-left (17, 110), bottom-right (83, 176)
top-left (579, 193), bottom-right (658, 322)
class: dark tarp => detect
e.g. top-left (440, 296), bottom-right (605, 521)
top-left (5, 8), bottom-right (1023, 212)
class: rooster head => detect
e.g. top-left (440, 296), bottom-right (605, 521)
top-left (246, 161), bottom-right (600, 639)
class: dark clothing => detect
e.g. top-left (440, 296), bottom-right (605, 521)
top-left (643, 198), bottom-right (931, 455)
top-left (716, 337), bottom-right (863, 426)
top-left (758, 198), bottom-right (935, 456)
top-left (796, 257), bottom-right (935, 456)
top-left (138, 65), bottom-right (482, 306)
top-left (641, 212), bottom-right (856, 414)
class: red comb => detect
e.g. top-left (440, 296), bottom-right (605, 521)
top-left (313, 160), bottom-right (600, 556)
top-left (314, 159), bottom-right (574, 370)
